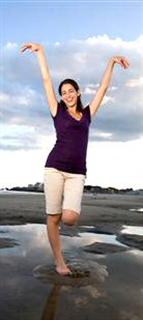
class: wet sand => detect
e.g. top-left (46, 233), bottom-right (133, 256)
top-left (0, 192), bottom-right (143, 227)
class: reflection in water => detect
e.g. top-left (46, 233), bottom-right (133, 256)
top-left (41, 285), bottom-right (61, 320)
top-left (40, 283), bottom-right (104, 320)
top-left (78, 232), bottom-right (126, 246)
top-left (122, 225), bottom-right (143, 236)
top-left (40, 283), bottom-right (105, 320)
top-left (0, 223), bottom-right (125, 257)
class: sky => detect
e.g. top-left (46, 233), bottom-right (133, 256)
top-left (0, 0), bottom-right (143, 189)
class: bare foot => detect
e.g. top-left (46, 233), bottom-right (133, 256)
top-left (56, 264), bottom-right (72, 276)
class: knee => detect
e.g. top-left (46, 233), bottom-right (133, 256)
top-left (47, 214), bottom-right (61, 225)
top-left (62, 210), bottom-right (79, 226)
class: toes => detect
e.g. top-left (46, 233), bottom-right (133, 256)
top-left (56, 267), bottom-right (72, 276)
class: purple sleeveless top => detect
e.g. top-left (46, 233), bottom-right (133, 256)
top-left (45, 102), bottom-right (91, 175)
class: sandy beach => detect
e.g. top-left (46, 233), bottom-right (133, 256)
top-left (0, 191), bottom-right (143, 320)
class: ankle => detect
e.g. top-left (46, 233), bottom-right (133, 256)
top-left (55, 258), bottom-right (67, 268)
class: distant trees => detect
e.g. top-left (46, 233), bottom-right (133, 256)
top-left (10, 182), bottom-right (44, 193)
top-left (9, 183), bottom-right (134, 194)
top-left (83, 185), bottom-right (132, 194)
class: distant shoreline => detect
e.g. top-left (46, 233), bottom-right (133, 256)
top-left (1, 184), bottom-right (143, 195)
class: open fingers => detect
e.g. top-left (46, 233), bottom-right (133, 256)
top-left (20, 43), bottom-right (32, 53)
top-left (113, 56), bottom-right (130, 68)
top-left (120, 57), bottom-right (130, 68)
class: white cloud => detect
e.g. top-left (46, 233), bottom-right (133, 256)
top-left (84, 87), bottom-right (97, 95)
top-left (0, 124), bottom-right (39, 150)
top-left (54, 42), bottom-right (61, 47)
top-left (83, 86), bottom-right (115, 106)
top-left (0, 93), bottom-right (10, 103)
top-left (83, 84), bottom-right (117, 96)
top-left (90, 129), bottom-right (113, 139)
top-left (4, 42), bottom-right (18, 50)
top-left (109, 86), bottom-right (118, 91)
top-left (73, 52), bottom-right (87, 64)
top-left (0, 88), bottom-right (39, 108)
top-left (72, 34), bottom-right (143, 54)
top-left (0, 92), bottom-right (29, 107)
top-left (126, 76), bottom-right (143, 87)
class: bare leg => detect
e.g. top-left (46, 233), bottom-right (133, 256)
top-left (47, 215), bottom-right (72, 275)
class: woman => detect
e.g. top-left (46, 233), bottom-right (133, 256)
top-left (20, 43), bottom-right (130, 275)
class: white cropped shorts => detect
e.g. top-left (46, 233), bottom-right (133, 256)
top-left (44, 167), bottom-right (86, 215)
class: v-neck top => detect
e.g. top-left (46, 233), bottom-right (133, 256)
top-left (66, 109), bottom-right (83, 121)
top-left (45, 102), bottom-right (91, 175)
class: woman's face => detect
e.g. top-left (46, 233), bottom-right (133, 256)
top-left (61, 83), bottom-right (80, 108)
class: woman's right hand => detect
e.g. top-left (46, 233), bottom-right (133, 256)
top-left (20, 43), bottom-right (43, 54)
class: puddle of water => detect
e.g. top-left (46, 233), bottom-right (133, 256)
top-left (78, 232), bottom-right (127, 247)
top-left (79, 225), bottom-right (113, 235)
top-left (0, 190), bottom-right (40, 195)
top-left (122, 225), bottom-right (143, 236)
top-left (129, 208), bottom-right (143, 212)
top-left (0, 224), bottom-right (143, 320)
top-left (0, 223), bottom-right (126, 257)
top-left (0, 224), bottom-right (51, 257)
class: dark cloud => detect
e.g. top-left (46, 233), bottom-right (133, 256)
top-left (0, 132), bottom-right (40, 151)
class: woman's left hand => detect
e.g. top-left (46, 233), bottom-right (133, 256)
top-left (111, 56), bottom-right (130, 69)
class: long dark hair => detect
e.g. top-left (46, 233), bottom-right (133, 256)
top-left (58, 79), bottom-right (83, 112)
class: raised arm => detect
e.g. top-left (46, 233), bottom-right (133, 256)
top-left (20, 43), bottom-right (58, 117)
top-left (89, 56), bottom-right (130, 118)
